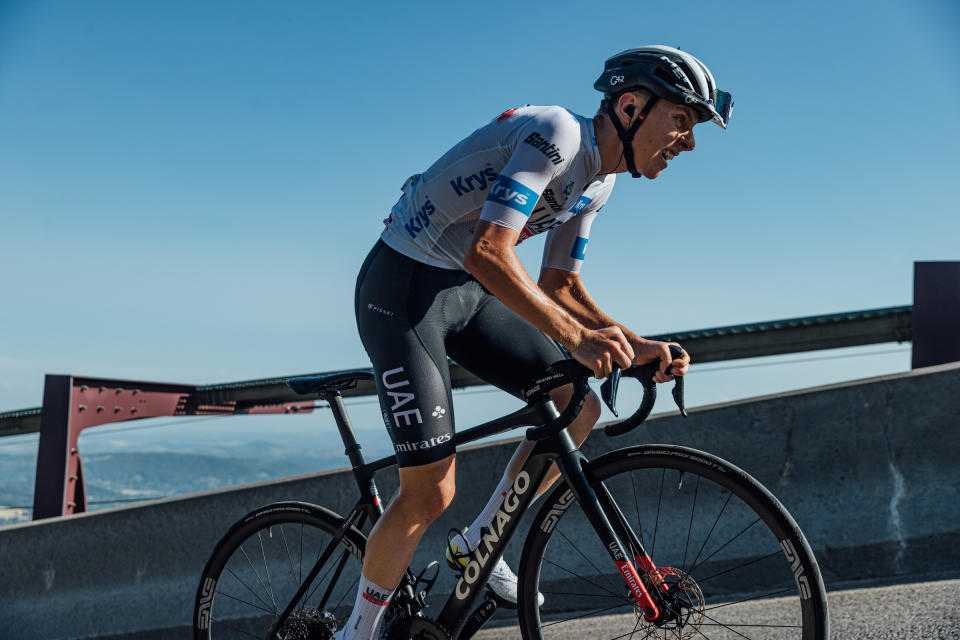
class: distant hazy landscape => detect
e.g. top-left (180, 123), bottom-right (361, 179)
top-left (0, 438), bottom-right (378, 527)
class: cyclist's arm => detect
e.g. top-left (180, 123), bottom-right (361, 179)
top-left (463, 222), bottom-right (632, 378)
top-left (538, 267), bottom-right (690, 381)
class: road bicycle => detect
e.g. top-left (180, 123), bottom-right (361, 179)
top-left (193, 351), bottom-right (829, 639)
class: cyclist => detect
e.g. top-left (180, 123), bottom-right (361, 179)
top-left (343, 45), bottom-right (731, 640)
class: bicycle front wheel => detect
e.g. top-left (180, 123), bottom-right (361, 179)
top-left (193, 501), bottom-right (367, 640)
top-left (519, 445), bottom-right (828, 640)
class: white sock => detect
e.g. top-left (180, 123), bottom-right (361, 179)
top-left (466, 471), bottom-right (540, 549)
top-left (340, 574), bottom-right (394, 640)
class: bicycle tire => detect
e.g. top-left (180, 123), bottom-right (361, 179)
top-left (193, 501), bottom-right (367, 640)
top-left (519, 445), bottom-right (829, 640)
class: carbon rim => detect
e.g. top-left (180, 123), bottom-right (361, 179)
top-left (520, 446), bottom-right (828, 640)
top-left (194, 503), bottom-right (365, 640)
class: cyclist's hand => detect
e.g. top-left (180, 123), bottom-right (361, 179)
top-left (631, 339), bottom-right (691, 383)
top-left (571, 327), bottom-right (634, 378)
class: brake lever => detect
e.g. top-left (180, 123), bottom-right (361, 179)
top-left (602, 345), bottom-right (688, 437)
top-left (600, 366), bottom-right (622, 417)
top-left (668, 345), bottom-right (688, 417)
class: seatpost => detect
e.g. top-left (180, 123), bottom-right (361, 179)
top-left (323, 391), bottom-right (367, 469)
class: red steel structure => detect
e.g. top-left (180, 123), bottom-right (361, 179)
top-left (32, 375), bottom-right (313, 520)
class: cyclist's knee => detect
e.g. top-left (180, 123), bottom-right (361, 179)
top-left (549, 384), bottom-right (601, 422)
top-left (582, 390), bottom-right (601, 425)
top-left (397, 455), bottom-right (457, 523)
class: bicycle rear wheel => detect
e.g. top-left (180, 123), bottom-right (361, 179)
top-left (193, 501), bottom-right (366, 640)
top-left (519, 445), bottom-right (828, 640)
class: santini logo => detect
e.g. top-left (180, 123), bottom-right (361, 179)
top-left (523, 132), bottom-right (564, 166)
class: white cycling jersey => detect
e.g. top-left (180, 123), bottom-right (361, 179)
top-left (381, 105), bottom-right (615, 273)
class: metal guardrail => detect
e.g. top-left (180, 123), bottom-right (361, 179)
top-left (0, 305), bottom-right (912, 439)
top-left (0, 304), bottom-right (915, 521)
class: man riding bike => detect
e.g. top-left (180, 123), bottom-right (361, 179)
top-left (343, 45), bottom-right (732, 640)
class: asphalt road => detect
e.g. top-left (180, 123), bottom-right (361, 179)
top-left (473, 576), bottom-right (960, 639)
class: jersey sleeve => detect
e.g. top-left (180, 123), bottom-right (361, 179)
top-left (479, 108), bottom-right (581, 232)
top-left (541, 210), bottom-right (598, 273)
top-left (540, 176), bottom-right (614, 273)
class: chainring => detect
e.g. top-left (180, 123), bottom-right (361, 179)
top-left (382, 614), bottom-right (452, 640)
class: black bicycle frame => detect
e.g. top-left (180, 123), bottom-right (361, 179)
top-left (271, 387), bottom-right (662, 639)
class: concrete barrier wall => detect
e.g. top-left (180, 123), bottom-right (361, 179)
top-left (2, 362), bottom-right (958, 639)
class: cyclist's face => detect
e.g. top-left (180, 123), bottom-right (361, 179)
top-left (631, 99), bottom-right (697, 179)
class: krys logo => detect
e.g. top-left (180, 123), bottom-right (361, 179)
top-left (487, 176), bottom-right (537, 216)
top-left (403, 198), bottom-right (436, 239)
top-left (450, 167), bottom-right (498, 197)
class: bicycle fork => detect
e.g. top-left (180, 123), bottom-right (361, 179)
top-left (557, 448), bottom-right (663, 621)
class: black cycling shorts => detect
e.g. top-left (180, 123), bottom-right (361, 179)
top-left (355, 240), bottom-right (565, 467)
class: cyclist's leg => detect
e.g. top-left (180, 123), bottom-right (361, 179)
top-left (446, 287), bottom-right (601, 496)
top-left (353, 241), bottom-right (467, 638)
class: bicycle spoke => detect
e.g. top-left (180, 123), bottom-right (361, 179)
top-left (278, 524), bottom-right (299, 588)
top-left (215, 587), bottom-right (277, 617)
top-left (312, 549), bottom-right (352, 611)
top-left (700, 621), bottom-right (802, 629)
top-left (682, 475), bottom-right (702, 573)
top-left (701, 585), bottom-right (795, 613)
top-left (631, 471), bottom-right (646, 549)
top-left (302, 541), bottom-right (351, 607)
top-left (685, 518), bottom-right (762, 577)
top-left (690, 491), bottom-right (732, 572)
top-left (542, 556), bottom-right (626, 601)
top-left (555, 525), bottom-right (622, 593)
top-left (229, 557), bottom-right (277, 614)
top-left (258, 530), bottom-right (278, 611)
top-left (691, 625), bottom-right (714, 640)
top-left (623, 611), bottom-right (644, 640)
top-left (694, 550), bottom-right (781, 586)
top-left (540, 600), bottom-right (636, 628)
top-left (651, 468), bottom-right (665, 557)
top-left (698, 610), bottom-right (753, 640)
top-left (542, 589), bottom-right (635, 600)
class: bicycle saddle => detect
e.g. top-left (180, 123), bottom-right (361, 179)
top-left (286, 370), bottom-right (374, 396)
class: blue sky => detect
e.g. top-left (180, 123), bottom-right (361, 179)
top-left (1, 0), bottom-right (958, 455)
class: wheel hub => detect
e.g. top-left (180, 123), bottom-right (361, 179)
top-left (635, 567), bottom-right (704, 638)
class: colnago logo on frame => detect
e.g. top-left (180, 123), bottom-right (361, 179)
top-left (455, 471), bottom-right (531, 599)
top-left (486, 176), bottom-right (537, 216)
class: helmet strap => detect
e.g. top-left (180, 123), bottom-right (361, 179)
top-left (605, 94), bottom-right (659, 178)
